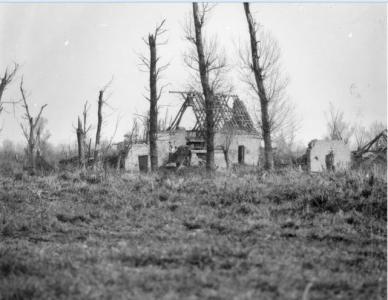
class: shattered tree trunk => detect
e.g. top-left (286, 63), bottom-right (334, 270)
top-left (193, 3), bottom-right (215, 171)
top-left (27, 120), bottom-right (36, 172)
top-left (244, 2), bottom-right (274, 170)
top-left (94, 90), bottom-right (103, 168)
top-left (148, 34), bottom-right (158, 171)
top-left (88, 138), bottom-right (91, 161)
top-left (76, 117), bottom-right (85, 168)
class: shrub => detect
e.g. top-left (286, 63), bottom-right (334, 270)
top-left (0, 159), bottom-right (22, 177)
top-left (265, 170), bottom-right (387, 220)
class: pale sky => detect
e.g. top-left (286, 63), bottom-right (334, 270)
top-left (0, 3), bottom-right (386, 147)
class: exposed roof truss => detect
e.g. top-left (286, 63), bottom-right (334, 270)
top-left (167, 91), bottom-right (257, 134)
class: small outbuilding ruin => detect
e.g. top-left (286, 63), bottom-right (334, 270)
top-left (123, 91), bottom-right (260, 171)
top-left (306, 139), bottom-right (351, 172)
top-left (352, 129), bottom-right (387, 172)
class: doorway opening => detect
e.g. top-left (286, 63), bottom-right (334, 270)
top-left (238, 145), bottom-right (245, 164)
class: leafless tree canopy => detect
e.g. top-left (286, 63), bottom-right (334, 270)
top-left (139, 19), bottom-right (169, 171)
top-left (239, 15), bottom-right (297, 144)
top-left (0, 63), bottom-right (19, 120)
top-left (138, 20), bottom-right (169, 101)
top-left (19, 78), bottom-right (48, 172)
top-left (325, 102), bottom-right (354, 144)
top-left (183, 3), bottom-right (229, 95)
top-left (353, 121), bottom-right (386, 150)
top-left (183, 3), bottom-right (232, 171)
top-left (242, 2), bottom-right (275, 170)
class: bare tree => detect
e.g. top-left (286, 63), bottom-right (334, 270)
top-left (184, 4), bottom-right (229, 94)
top-left (139, 19), bottom-right (168, 171)
top-left (0, 64), bottom-right (19, 132)
top-left (19, 79), bottom-right (48, 173)
top-left (158, 108), bottom-right (172, 132)
top-left (353, 125), bottom-right (369, 150)
top-left (238, 28), bottom-right (297, 157)
top-left (353, 121), bottom-right (387, 150)
top-left (242, 2), bottom-right (294, 170)
top-left (183, 3), bottom-right (228, 171)
top-left (0, 64), bottom-right (19, 114)
top-left (101, 114), bottom-right (121, 159)
top-left (192, 3), bottom-right (214, 171)
top-left (325, 102), bottom-right (353, 144)
top-left (368, 121), bottom-right (387, 140)
top-left (128, 118), bottom-right (140, 144)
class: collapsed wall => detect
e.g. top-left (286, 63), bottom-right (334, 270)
top-left (307, 139), bottom-right (351, 172)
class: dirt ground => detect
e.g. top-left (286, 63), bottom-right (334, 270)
top-left (0, 169), bottom-right (386, 299)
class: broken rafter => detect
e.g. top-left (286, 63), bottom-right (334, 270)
top-left (168, 91), bottom-right (257, 134)
top-left (353, 129), bottom-right (387, 158)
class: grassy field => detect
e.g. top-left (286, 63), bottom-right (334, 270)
top-left (0, 168), bottom-right (386, 300)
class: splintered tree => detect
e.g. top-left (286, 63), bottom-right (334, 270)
top-left (94, 91), bottom-right (103, 166)
top-left (94, 80), bottom-right (112, 168)
top-left (139, 19), bottom-right (168, 171)
top-left (186, 3), bottom-right (227, 171)
top-left (242, 2), bottom-right (295, 170)
top-left (19, 79), bottom-right (48, 173)
top-left (76, 117), bottom-right (85, 168)
top-left (76, 101), bottom-right (91, 168)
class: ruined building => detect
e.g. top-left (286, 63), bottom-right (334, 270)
top-left (124, 91), bottom-right (260, 171)
top-left (306, 139), bottom-right (351, 172)
top-left (352, 129), bottom-right (387, 172)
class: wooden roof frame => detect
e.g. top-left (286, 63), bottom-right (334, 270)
top-left (167, 91), bottom-right (257, 134)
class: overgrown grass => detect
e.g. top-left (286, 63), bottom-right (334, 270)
top-left (0, 168), bottom-right (386, 299)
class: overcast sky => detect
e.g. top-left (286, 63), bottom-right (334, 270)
top-left (0, 3), bottom-right (386, 147)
